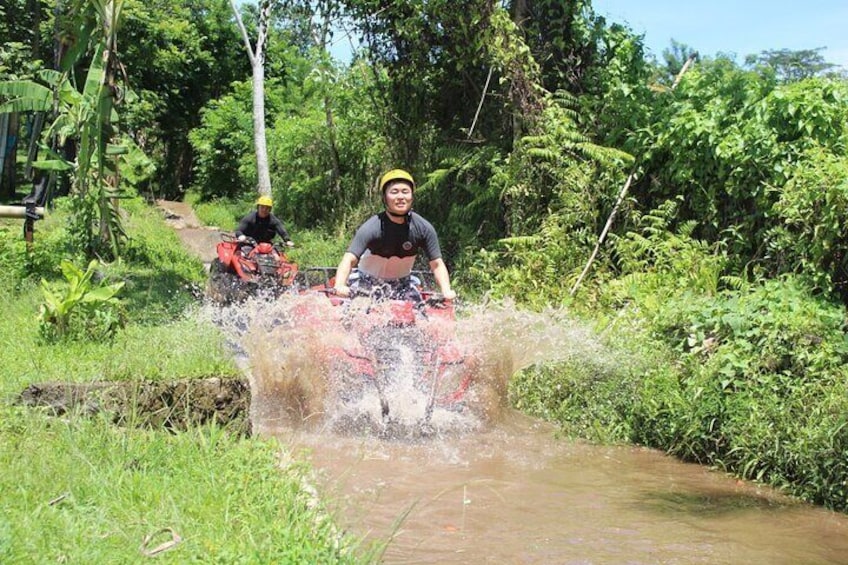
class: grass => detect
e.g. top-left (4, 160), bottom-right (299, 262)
top-left (0, 198), bottom-right (373, 563)
top-left (0, 411), bottom-right (360, 563)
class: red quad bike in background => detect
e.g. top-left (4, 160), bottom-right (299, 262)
top-left (208, 233), bottom-right (299, 303)
top-left (293, 268), bottom-right (477, 434)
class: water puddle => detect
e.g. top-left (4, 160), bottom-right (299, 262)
top-left (212, 294), bottom-right (848, 563)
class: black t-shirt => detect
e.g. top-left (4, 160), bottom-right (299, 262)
top-left (235, 211), bottom-right (290, 243)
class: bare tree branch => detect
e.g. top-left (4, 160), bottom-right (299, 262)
top-left (229, 0), bottom-right (257, 67)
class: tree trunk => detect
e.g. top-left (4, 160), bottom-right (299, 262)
top-left (324, 98), bottom-right (341, 194)
top-left (230, 0), bottom-right (273, 198)
top-left (252, 58), bottom-right (272, 196)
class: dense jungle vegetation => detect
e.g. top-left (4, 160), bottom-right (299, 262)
top-left (2, 1), bottom-right (848, 554)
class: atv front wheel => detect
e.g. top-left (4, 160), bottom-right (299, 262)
top-left (210, 258), bottom-right (227, 274)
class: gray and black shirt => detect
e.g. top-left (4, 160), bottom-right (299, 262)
top-left (347, 211), bottom-right (442, 280)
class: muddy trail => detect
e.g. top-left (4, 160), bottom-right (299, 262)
top-left (19, 202), bottom-right (848, 563)
top-left (157, 199), bottom-right (221, 267)
top-left (19, 378), bottom-right (250, 434)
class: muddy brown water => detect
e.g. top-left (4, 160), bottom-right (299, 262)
top-left (273, 414), bottom-right (848, 564)
top-left (222, 296), bottom-right (848, 564)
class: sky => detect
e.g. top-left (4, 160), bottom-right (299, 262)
top-left (592, 0), bottom-right (848, 69)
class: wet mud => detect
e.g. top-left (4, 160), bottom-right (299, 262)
top-left (17, 378), bottom-right (250, 434)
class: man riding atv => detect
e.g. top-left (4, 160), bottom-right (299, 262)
top-left (236, 196), bottom-right (295, 249)
top-left (333, 169), bottom-right (456, 301)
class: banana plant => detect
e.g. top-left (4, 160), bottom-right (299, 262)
top-left (39, 259), bottom-right (125, 341)
top-left (0, 0), bottom-right (128, 259)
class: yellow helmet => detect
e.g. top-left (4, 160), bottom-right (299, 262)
top-left (379, 169), bottom-right (415, 193)
top-left (256, 195), bottom-right (273, 207)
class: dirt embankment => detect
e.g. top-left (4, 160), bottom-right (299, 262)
top-left (19, 378), bottom-right (251, 434)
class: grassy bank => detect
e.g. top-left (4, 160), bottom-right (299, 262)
top-left (0, 200), bottom-right (369, 562)
top-left (510, 277), bottom-right (848, 513)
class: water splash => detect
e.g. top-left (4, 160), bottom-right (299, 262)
top-left (203, 294), bottom-right (606, 439)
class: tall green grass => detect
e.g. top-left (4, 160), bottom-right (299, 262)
top-left (0, 410), bottom-right (362, 562)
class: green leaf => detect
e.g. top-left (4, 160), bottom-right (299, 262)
top-left (31, 160), bottom-right (74, 172)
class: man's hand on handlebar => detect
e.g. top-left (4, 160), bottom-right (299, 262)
top-left (333, 285), bottom-right (351, 298)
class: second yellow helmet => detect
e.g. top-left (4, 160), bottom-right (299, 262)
top-left (379, 169), bottom-right (415, 193)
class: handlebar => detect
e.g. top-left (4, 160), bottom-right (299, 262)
top-left (318, 286), bottom-right (453, 307)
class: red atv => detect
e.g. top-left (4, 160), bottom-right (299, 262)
top-left (208, 233), bottom-right (298, 303)
top-left (293, 268), bottom-right (478, 435)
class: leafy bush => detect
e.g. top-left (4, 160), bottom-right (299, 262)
top-left (630, 276), bottom-right (848, 510)
top-left (603, 197), bottom-right (728, 310)
top-left (768, 147), bottom-right (848, 300)
top-left (633, 62), bottom-right (848, 269)
top-left (510, 356), bottom-right (642, 443)
top-left (188, 80), bottom-right (262, 200)
top-left (0, 203), bottom-right (84, 290)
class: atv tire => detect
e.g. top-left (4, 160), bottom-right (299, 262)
top-left (210, 258), bottom-right (227, 274)
top-left (207, 261), bottom-right (242, 304)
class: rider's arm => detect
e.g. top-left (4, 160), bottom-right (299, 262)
top-left (272, 215), bottom-right (292, 244)
top-left (235, 213), bottom-right (252, 239)
top-left (334, 252), bottom-right (359, 297)
top-left (430, 258), bottom-right (456, 300)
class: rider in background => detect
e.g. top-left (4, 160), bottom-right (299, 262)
top-left (235, 196), bottom-right (294, 248)
top-left (333, 169), bottom-right (456, 300)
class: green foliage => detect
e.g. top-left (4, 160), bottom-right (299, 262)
top-left (461, 91), bottom-right (632, 305)
top-left (0, 41), bottom-right (43, 82)
top-left (516, 0), bottom-right (610, 94)
top-left (586, 23), bottom-right (654, 149)
top-left (38, 259), bottom-right (125, 343)
top-left (119, 0), bottom-right (250, 198)
top-left (118, 201), bottom-right (207, 324)
top-left (604, 197), bottom-right (728, 309)
top-left (509, 352), bottom-right (646, 443)
top-left (768, 147), bottom-right (848, 300)
top-left (0, 200), bottom-right (95, 289)
top-left (188, 80), bottom-right (258, 200)
top-left (345, 0), bottom-right (517, 161)
top-left (632, 59), bottom-right (848, 273)
top-left (416, 144), bottom-right (506, 255)
top-left (0, 8), bottom-right (132, 259)
top-left (630, 276), bottom-right (848, 510)
top-left (190, 56), bottom-right (388, 228)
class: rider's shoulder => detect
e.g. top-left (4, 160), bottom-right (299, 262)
top-left (408, 211), bottom-right (436, 230)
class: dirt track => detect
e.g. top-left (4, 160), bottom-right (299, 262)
top-left (156, 199), bottom-right (222, 267)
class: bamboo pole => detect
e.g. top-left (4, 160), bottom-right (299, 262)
top-left (0, 205), bottom-right (45, 218)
